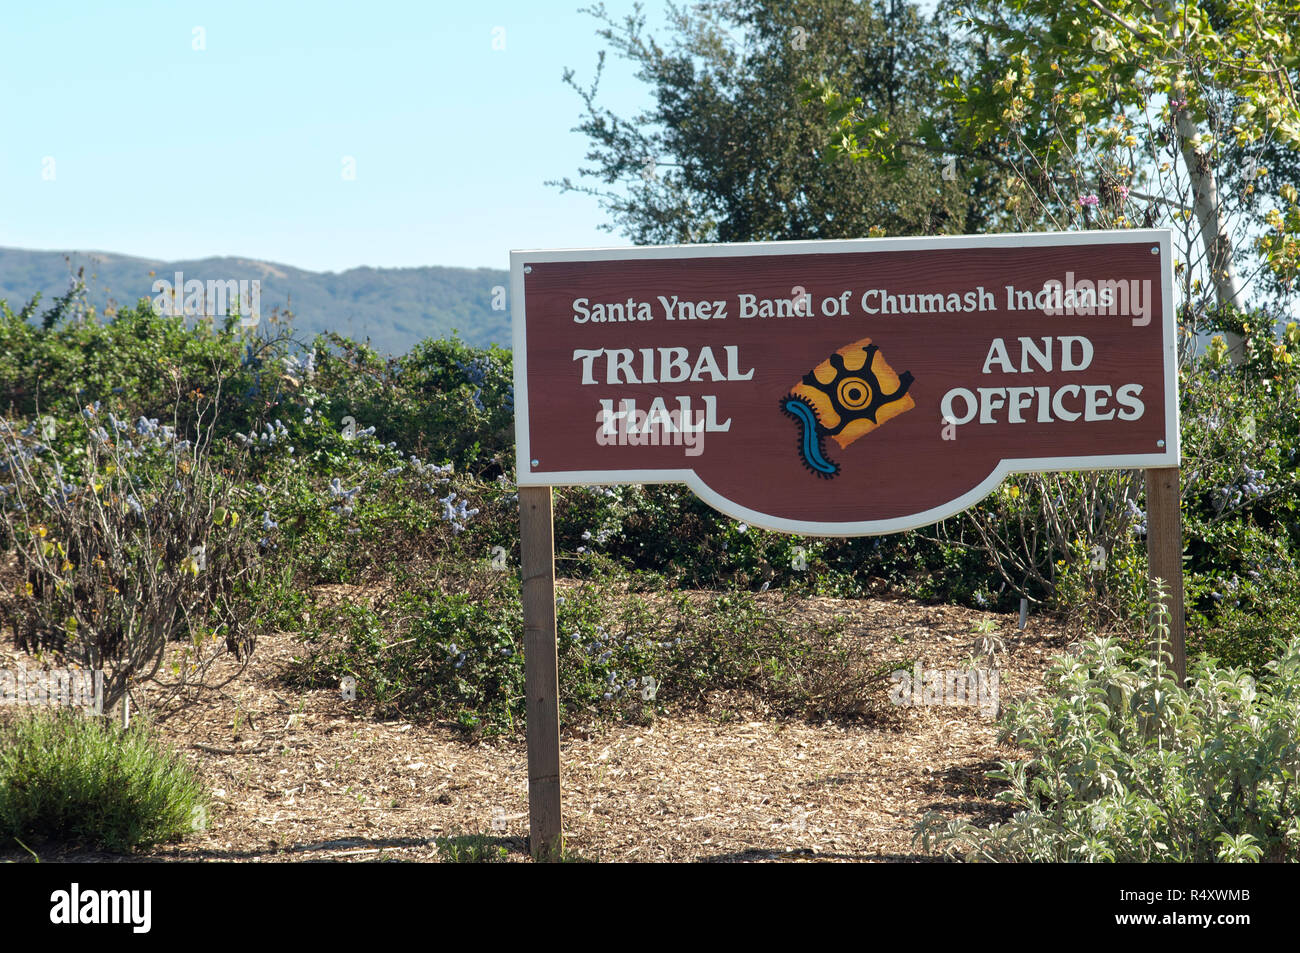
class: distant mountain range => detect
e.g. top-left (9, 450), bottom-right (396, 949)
top-left (0, 247), bottom-right (511, 355)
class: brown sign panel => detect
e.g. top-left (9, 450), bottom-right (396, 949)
top-left (512, 231), bottom-right (1177, 535)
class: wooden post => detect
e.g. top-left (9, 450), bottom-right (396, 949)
top-left (519, 486), bottom-right (562, 860)
top-left (1144, 467), bottom-right (1186, 684)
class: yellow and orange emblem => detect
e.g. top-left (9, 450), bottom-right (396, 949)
top-left (782, 337), bottom-right (915, 478)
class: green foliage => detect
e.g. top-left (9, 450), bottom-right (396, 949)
top-left (552, 482), bottom-right (998, 604)
top-left (818, 1), bottom-right (1300, 324)
top-left (287, 567), bottom-right (895, 736)
top-left (0, 290), bottom-right (512, 713)
top-left (297, 573), bottom-right (527, 734)
top-left (434, 834), bottom-right (510, 863)
top-left (1179, 306), bottom-right (1300, 668)
top-left (0, 296), bottom-right (253, 427)
top-left (944, 470), bottom-right (1146, 623)
top-left (920, 628), bottom-right (1300, 862)
top-left (0, 709), bottom-right (208, 852)
top-left (1050, 534), bottom-right (1150, 634)
top-left (557, 0), bottom-right (1002, 244)
top-left (306, 332), bottom-right (515, 478)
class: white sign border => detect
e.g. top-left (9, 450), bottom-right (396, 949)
top-left (511, 229), bottom-right (1179, 537)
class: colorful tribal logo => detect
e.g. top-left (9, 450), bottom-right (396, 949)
top-left (781, 337), bottom-right (915, 478)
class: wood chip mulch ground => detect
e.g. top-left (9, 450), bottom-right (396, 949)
top-left (0, 588), bottom-right (1075, 863)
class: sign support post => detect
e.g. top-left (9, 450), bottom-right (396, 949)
top-left (1144, 466), bottom-right (1186, 683)
top-left (519, 485), bottom-right (563, 861)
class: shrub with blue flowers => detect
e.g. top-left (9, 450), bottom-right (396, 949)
top-left (288, 560), bottom-right (897, 736)
top-left (0, 396), bottom-right (276, 715)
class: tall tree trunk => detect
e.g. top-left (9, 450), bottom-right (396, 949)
top-left (1177, 111), bottom-right (1246, 360)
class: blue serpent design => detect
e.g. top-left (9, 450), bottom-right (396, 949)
top-left (781, 396), bottom-right (839, 478)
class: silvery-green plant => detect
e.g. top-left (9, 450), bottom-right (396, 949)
top-left (919, 596), bottom-right (1300, 862)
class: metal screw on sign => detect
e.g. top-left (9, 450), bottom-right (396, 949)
top-left (1151, 247), bottom-right (1159, 255)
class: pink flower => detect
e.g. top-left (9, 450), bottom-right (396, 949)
top-left (1078, 194), bottom-right (1100, 207)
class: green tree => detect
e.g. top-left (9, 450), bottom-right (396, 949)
top-left (554, 0), bottom-right (1006, 244)
top-left (822, 0), bottom-right (1300, 350)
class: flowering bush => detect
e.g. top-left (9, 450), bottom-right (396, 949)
top-left (0, 398), bottom-right (273, 715)
top-left (288, 564), bottom-right (892, 736)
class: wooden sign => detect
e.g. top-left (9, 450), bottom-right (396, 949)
top-left (510, 230), bottom-right (1182, 860)
top-left (513, 231), bottom-right (1177, 534)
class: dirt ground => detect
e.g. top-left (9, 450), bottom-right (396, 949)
top-left (0, 588), bottom-right (1073, 863)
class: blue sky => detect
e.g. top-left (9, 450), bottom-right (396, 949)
top-left (0, 0), bottom-right (684, 273)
